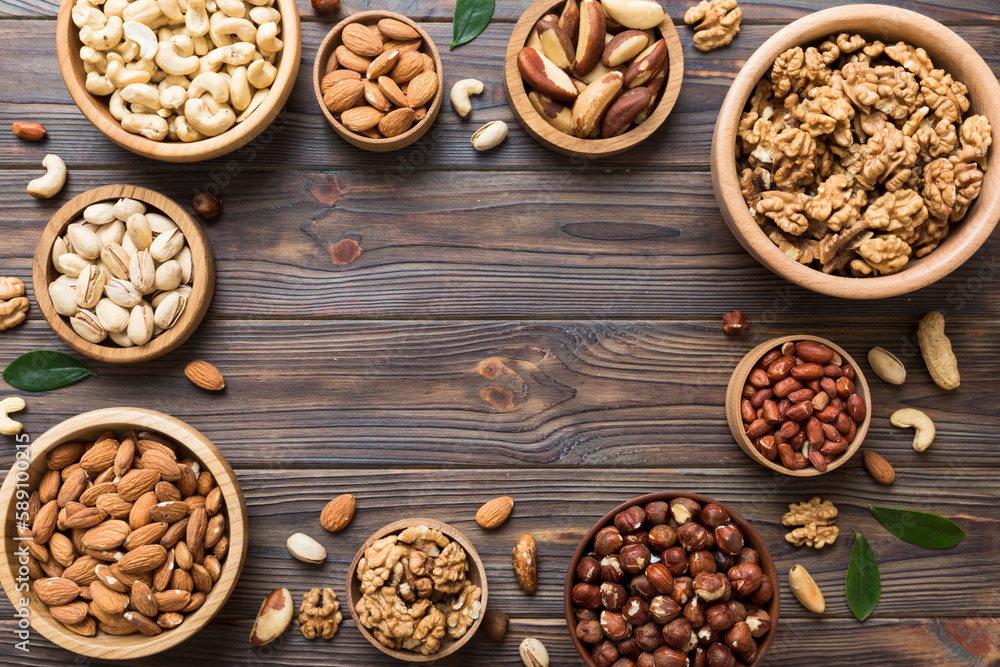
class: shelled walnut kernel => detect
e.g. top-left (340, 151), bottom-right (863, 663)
top-left (298, 587), bottom-right (343, 639)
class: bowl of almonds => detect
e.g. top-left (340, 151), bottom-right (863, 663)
top-left (0, 407), bottom-right (247, 659)
top-left (32, 184), bottom-right (215, 364)
top-left (313, 11), bottom-right (443, 152)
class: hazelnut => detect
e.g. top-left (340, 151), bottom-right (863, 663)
top-left (310, 0), bottom-right (339, 12)
top-left (648, 524), bottom-right (677, 551)
top-left (638, 653), bottom-right (656, 667)
top-left (699, 504), bottom-right (730, 529)
top-left (661, 547), bottom-right (689, 576)
top-left (592, 639), bottom-right (621, 667)
top-left (624, 530), bottom-right (650, 547)
top-left (615, 506), bottom-right (647, 533)
top-left (724, 599), bottom-right (746, 622)
top-left (722, 310), bottom-right (747, 335)
top-left (669, 498), bottom-right (700, 524)
top-left (724, 621), bottom-right (754, 654)
top-left (748, 574), bottom-right (773, 605)
top-left (713, 525), bottom-right (744, 556)
top-left (712, 550), bottom-right (734, 572)
top-left (577, 556), bottom-right (602, 584)
top-left (734, 547), bottom-right (758, 566)
top-left (595, 526), bottom-right (625, 556)
top-left (682, 597), bottom-right (706, 628)
top-left (602, 555), bottom-right (626, 583)
top-left (744, 609), bottom-right (771, 637)
top-left (573, 582), bottom-right (602, 609)
top-left (622, 597), bottom-right (650, 625)
top-left (692, 646), bottom-right (709, 667)
top-left (192, 192), bottom-right (222, 220)
top-left (693, 572), bottom-right (728, 602)
top-left (653, 646), bottom-right (690, 667)
top-left (631, 574), bottom-right (656, 600)
top-left (736, 640), bottom-right (758, 665)
top-left (619, 637), bottom-right (642, 660)
top-left (644, 501), bottom-right (671, 526)
top-left (697, 624), bottom-right (721, 645)
top-left (670, 577), bottom-right (694, 606)
top-left (706, 642), bottom-right (735, 667)
top-left (645, 563), bottom-right (674, 595)
top-left (576, 607), bottom-right (599, 622)
top-left (634, 621), bottom-right (665, 651)
top-left (612, 659), bottom-right (638, 667)
top-left (705, 602), bottom-right (736, 631)
top-left (620, 544), bottom-right (651, 575)
top-left (661, 618), bottom-right (693, 649)
top-left (601, 610), bottom-right (632, 641)
top-left (577, 619), bottom-right (605, 643)
top-left (601, 581), bottom-right (628, 611)
top-left (727, 563), bottom-right (762, 597)
top-left (689, 550), bottom-right (717, 576)
top-left (648, 595), bottom-right (681, 625)
top-left (677, 523), bottom-right (713, 552)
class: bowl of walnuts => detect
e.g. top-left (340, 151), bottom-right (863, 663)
top-left (712, 4), bottom-right (999, 299)
top-left (566, 492), bottom-right (779, 667)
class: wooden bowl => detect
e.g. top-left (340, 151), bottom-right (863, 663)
top-left (711, 4), bottom-right (1000, 299)
top-left (32, 184), bottom-right (216, 364)
top-left (726, 335), bottom-right (871, 477)
top-left (346, 518), bottom-right (487, 662)
top-left (564, 491), bottom-right (780, 666)
top-left (0, 407), bottom-right (248, 660)
top-left (504, 0), bottom-right (684, 159)
top-left (313, 11), bottom-right (444, 152)
top-left (55, 0), bottom-right (301, 162)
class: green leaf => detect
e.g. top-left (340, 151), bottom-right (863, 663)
top-left (846, 530), bottom-right (880, 621)
top-left (451, 0), bottom-right (494, 49)
top-left (3, 350), bottom-right (97, 391)
top-left (869, 505), bottom-right (965, 549)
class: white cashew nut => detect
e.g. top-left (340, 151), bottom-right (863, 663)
top-left (107, 59), bottom-right (151, 87)
top-left (122, 113), bottom-right (169, 140)
top-left (450, 78), bottom-right (484, 118)
top-left (174, 114), bottom-right (204, 141)
top-left (171, 32), bottom-right (195, 57)
top-left (245, 58), bottom-right (275, 89)
top-left (120, 82), bottom-right (161, 109)
top-left (188, 71), bottom-right (229, 103)
top-left (248, 6), bottom-right (279, 24)
top-left (156, 0), bottom-right (184, 22)
top-left (155, 39), bottom-right (199, 75)
top-left (159, 84), bottom-right (188, 110)
top-left (0, 397), bottom-right (26, 436)
top-left (123, 20), bottom-right (158, 59)
top-left (229, 65), bottom-right (251, 110)
top-left (235, 87), bottom-right (267, 123)
top-left (184, 97), bottom-right (235, 136)
top-left (72, 4), bottom-right (107, 29)
top-left (81, 15), bottom-right (123, 50)
top-left (216, 0), bottom-right (245, 17)
top-left (113, 37), bottom-right (140, 62)
top-left (185, 0), bottom-right (209, 37)
top-left (211, 14), bottom-right (256, 44)
top-left (255, 21), bottom-right (281, 52)
top-left (109, 89), bottom-right (128, 119)
top-left (122, 0), bottom-right (162, 25)
top-left (104, 0), bottom-right (128, 18)
top-left (890, 408), bottom-right (936, 452)
top-left (27, 154), bottom-right (67, 199)
top-left (204, 42), bottom-right (254, 68)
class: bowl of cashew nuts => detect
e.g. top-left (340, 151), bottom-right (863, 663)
top-left (56, 0), bottom-right (301, 162)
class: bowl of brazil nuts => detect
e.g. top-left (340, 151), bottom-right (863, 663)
top-left (313, 11), bottom-right (444, 152)
top-left (505, 0), bottom-right (684, 159)
top-left (711, 5), bottom-right (1000, 299)
top-left (566, 492), bottom-right (779, 667)
top-left (726, 335), bottom-right (871, 476)
top-left (0, 408), bottom-right (248, 659)
top-left (32, 184), bottom-right (215, 364)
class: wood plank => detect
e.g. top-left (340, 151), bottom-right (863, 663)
top-left (2, 170), bottom-right (1000, 319)
top-left (1, 23), bottom-right (999, 171)
top-left (2, 320), bottom-right (995, 468)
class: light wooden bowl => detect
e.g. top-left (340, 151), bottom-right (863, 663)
top-left (55, 0), bottom-right (301, 162)
top-left (346, 518), bottom-right (487, 662)
top-left (32, 184), bottom-right (216, 364)
top-left (314, 11), bottom-right (444, 152)
top-left (504, 0), bottom-right (684, 159)
top-left (726, 335), bottom-right (871, 477)
top-left (565, 491), bottom-right (780, 667)
top-left (0, 408), bottom-right (248, 660)
top-left (711, 4), bottom-right (1000, 299)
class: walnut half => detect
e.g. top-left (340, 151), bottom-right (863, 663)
top-left (298, 588), bottom-right (343, 640)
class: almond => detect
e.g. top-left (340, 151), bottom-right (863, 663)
top-left (49, 533), bottom-right (77, 567)
top-left (382, 38), bottom-right (421, 54)
top-left (18, 524), bottom-right (49, 562)
top-left (405, 70), bottom-right (437, 108)
top-left (378, 107), bottom-right (415, 138)
top-left (250, 588), bottom-right (293, 646)
top-left (335, 45), bottom-right (371, 74)
top-left (377, 17), bottom-right (419, 41)
top-left (320, 494), bottom-right (356, 533)
top-left (155, 481), bottom-right (183, 503)
top-left (130, 491), bottom-right (158, 528)
top-left (118, 468), bottom-right (162, 502)
top-left (390, 49), bottom-right (423, 84)
top-left (125, 522), bottom-right (169, 550)
top-left (49, 600), bottom-right (88, 625)
top-left (39, 469), bottom-right (61, 502)
top-left (80, 439), bottom-right (118, 473)
top-left (182, 591), bottom-right (206, 613)
top-left (118, 544), bottom-right (168, 574)
top-left (91, 580), bottom-right (129, 614)
top-left (131, 580), bottom-right (158, 617)
top-left (63, 505), bottom-right (107, 530)
top-left (184, 360), bottom-right (225, 391)
top-left (161, 517), bottom-right (189, 548)
top-left (476, 496), bottom-right (514, 529)
top-left (157, 611), bottom-right (184, 628)
top-left (190, 563), bottom-right (212, 593)
top-left (82, 519), bottom-right (130, 551)
top-left (153, 551), bottom-right (175, 591)
top-left (863, 451), bottom-right (895, 485)
top-left (34, 577), bottom-right (80, 606)
top-left (57, 469), bottom-right (88, 508)
top-left (124, 610), bottom-right (163, 636)
top-left (32, 500), bottom-right (59, 543)
top-left (79, 482), bottom-right (117, 507)
top-left (63, 556), bottom-right (99, 585)
top-left (366, 49), bottom-right (399, 80)
top-left (342, 22), bottom-right (383, 57)
top-left (324, 78), bottom-right (365, 114)
top-left (377, 76), bottom-right (409, 107)
top-left (186, 508), bottom-right (208, 548)
top-left (149, 501), bottom-right (189, 523)
top-left (341, 106), bottom-right (385, 133)
top-left (135, 438), bottom-right (176, 458)
top-left (64, 616), bottom-right (98, 636)
top-left (114, 437), bottom-right (135, 477)
top-left (96, 493), bottom-right (134, 520)
top-left (171, 568), bottom-right (193, 592)
top-left (363, 79), bottom-right (392, 112)
top-left (141, 450), bottom-right (181, 482)
top-left (204, 513), bottom-right (225, 548)
top-left (321, 69), bottom-right (361, 95)
top-left (47, 443), bottom-right (84, 470)
top-left (154, 589), bottom-right (191, 613)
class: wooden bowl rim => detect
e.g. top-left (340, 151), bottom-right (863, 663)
top-left (0, 407), bottom-right (248, 660)
top-left (345, 517), bottom-right (488, 662)
top-left (55, 0), bottom-right (301, 163)
top-left (504, 0), bottom-right (685, 159)
top-left (563, 491), bottom-right (780, 667)
top-left (32, 184), bottom-right (216, 364)
top-left (711, 4), bottom-right (1000, 299)
top-left (312, 11), bottom-right (444, 153)
top-left (725, 334), bottom-right (871, 476)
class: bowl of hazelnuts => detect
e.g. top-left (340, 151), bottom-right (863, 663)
top-left (565, 492), bottom-right (779, 667)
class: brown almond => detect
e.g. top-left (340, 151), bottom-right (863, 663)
top-left (863, 451), bottom-right (896, 485)
top-left (57, 469), bottom-right (88, 508)
top-left (196, 471), bottom-right (215, 496)
top-left (175, 540), bottom-right (194, 570)
top-left (184, 360), bottom-right (225, 391)
top-left (366, 49), bottom-right (400, 80)
top-left (154, 589), bottom-right (191, 613)
top-left (153, 551), bottom-right (175, 590)
top-left (39, 469), bottom-right (62, 502)
top-left (155, 481), bottom-right (182, 503)
top-left (140, 450), bottom-right (181, 482)
top-left (320, 494), bottom-right (356, 533)
top-left (64, 615), bottom-right (98, 636)
top-left (118, 468), bottom-right (162, 502)
top-left (124, 521), bottom-right (169, 550)
top-left (83, 520), bottom-right (130, 550)
top-left (48, 533), bottom-right (77, 567)
top-left (190, 563), bottom-right (212, 593)
top-left (512, 533), bottom-right (538, 594)
top-left (476, 496), bottom-right (514, 529)
top-left (32, 500), bottom-right (59, 544)
top-left (382, 38), bottom-right (421, 53)
top-left (171, 568), bottom-right (194, 593)
top-left (161, 517), bottom-right (189, 549)
top-left (96, 493), bottom-right (134, 519)
top-left (203, 554), bottom-right (221, 582)
top-left (377, 17), bottom-right (419, 41)
top-left (63, 556), bottom-right (99, 585)
top-left (131, 580), bottom-right (158, 617)
top-left (34, 577), bottom-right (80, 606)
top-left (114, 437), bottom-right (135, 477)
top-left (363, 79), bottom-right (392, 112)
top-left (118, 544), bottom-right (168, 574)
top-left (377, 76), bottom-right (409, 108)
top-left (321, 68), bottom-right (361, 94)
top-left (186, 508), bottom-right (208, 549)
top-left (124, 610), bottom-right (162, 636)
top-left (342, 22), bottom-right (383, 57)
top-left (47, 443), bottom-right (84, 470)
top-left (335, 45), bottom-right (371, 73)
top-left (80, 439), bottom-right (118, 473)
top-left (324, 78), bottom-right (365, 114)
top-left (405, 70), bottom-right (437, 108)
top-left (204, 513), bottom-right (225, 548)
top-left (389, 49), bottom-right (423, 84)
top-left (341, 106), bottom-right (385, 132)
top-left (19, 524), bottom-right (49, 562)
top-left (130, 491), bottom-right (158, 529)
top-left (50, 600), bottom-right (88, 625)
top-left (91, 580), bottom-right (129, 615)
top-left (149, 501), bottom-right (189, 524)
top-left (378, 107), bottom-right (415, 138)
top-left (79, 482), bottom-right (117, 507)
top-left (182, 591), bottom-right (206, 613)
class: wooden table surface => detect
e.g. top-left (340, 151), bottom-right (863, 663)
top-left (1, 0), bottom-right (999, 664)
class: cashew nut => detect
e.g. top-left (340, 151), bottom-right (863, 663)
top-left (216, 0), bottom-right (245, 17)
top-left (450, 78), bottom-right (484, 118)
top-left (156, 39), bottom-right (199, 75)
top-left (27, 154), bottom-right (67, 199)
top-left (235, 87), bottom-right (267, 123)
top-left (122, 0), bottom-right (162, 25)
top-left (107, 58), bottom-right (151, 87)
top-left (81, 15), bottom-right (124, 50)
top-left (104, 0), bottom-right (128, 18)
top-left (122, 113), bottom-right (169, 140)
top-left (255, 21), bottom-right (282, 52)
top-left (229, 65), bottom-right (251, 110)
top-left (890, 408), bottom-right (936, 452)
top-left (72, 4), bottom-right (107, 29)
top-left (188, 71), bottom-right (229, 103)
top-left (113, 37), bottom-right (140, 62)
top-left (109, 89), bottom-right (128, 119)
top-left (248, 6), bottom-right (279, 24)
top-left (211, 14), bottom-right (256, 44)
top-left (159, 84), bottom-right (188, 110)
top-left (204, 42), bottom-right (255, 69)
top-left (184, 97), bottom-right (235, 136)
top-left (191, 33), bottom-right (209, 56)
top-left (120, 82), bottom-right (161, 109)
top-left (0, 397), bottom-right (26, 436)
top-left (185, 0), bottom-right (209, 37)
top-left (917, 311), bottom-right (960, 390)
top-left (123, 20), bottom-right (158, 59)
top-left (245, 58), bottom-right (275, 89)
top-left (156, 0), bottom-right (184, 22)
top-left (174, 114), bottom-right (204, 141)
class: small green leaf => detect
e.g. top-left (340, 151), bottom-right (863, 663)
top-left (870, 505), bottom-right (965, 549)
top-left (3, 350), bottom-right (97, 391)
top-left (846, 530), bottom-right (880, 621)
top-left (451, 0), bottom-right (494, 49)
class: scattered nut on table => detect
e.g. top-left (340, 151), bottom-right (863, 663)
top-left (868, 346), bottom-right (906, 385)
top-left (450, 78), bottom-right (484, 118)
top-left (320, 493), bottom-right (355, 532)
top-left (11, 121), bottom-right (46, 141)
top-left (863, 450), bottom-right (896, 484)
top-left (471, 120), bottom-right (508, 151)
top-left (251, 588), bottom-right (294, 645)
top-left (684, 0), bottom-right (742, 52)
top-left (0, 277), bottom-right (29, 331)
top-left (0, 397), bottom-right (26, 435)
top-left (788, 564), bottom-right (825, 613)
top-left (298, 587), bottom-right (342, 639)
top-left (185, 360), bottom-right (225, 391)
top-left (520, 637), bottom-right (550, 667)
top-left (476, 496), bottom-right (514, 529)
top-left (782, 496), bottom-right (839, 548)
top-left (27, 154), bottom-right (66, 199)
top-left (286, 532), bottom-right (327, 564)
top-left (917, 311), bottom-right (959, 389)
top-left (722, 309), bottom-right (747, 334)
top-left (891, 407), bottom-right (935, 451)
